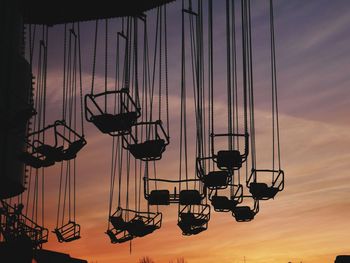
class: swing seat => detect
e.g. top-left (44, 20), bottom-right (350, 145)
top-left (232, 206), bottom-right (255, 222)
top-left (91, 112), bottom-right (138, 134)
top-left (28, 226), bottom-right (48, 246)
top-left (109, 215), bottom-right (128, 231)
top-left (62, 138), bottom-right (86, 160)
top-left (128, 139), bottom-right (166, 160)
top-left (106, 230), bottom-right (133, 244)
top-left (127, 219), bottom-right (158, 237)
top-left (53, 221), bottom-right (81, 243)
top-left (19, 152), bottom-right (44, 169)
top-left (249, 182), bottom-right (279, 200)
top-left (36, 144), bottom-right (65, 162)
top-left (203, 171), bottom-right (229, 189)
top-left (211, 196), bottom-right (238, 212)
top-left (179, 190), bottom-right (202, 205)
top-left (177, 215), bottom-right (207, 236)
top-left (179, 212), bottom-right (208, 227)
top-left (54, 230), bottom-right (80, 243)
top-left (217, 150), bottom-right (242, 170)
top-left (148, 190), bottom-right (170, 205)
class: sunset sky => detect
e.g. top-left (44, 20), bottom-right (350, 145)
top-left (21, 0), bottom-right (350, 262)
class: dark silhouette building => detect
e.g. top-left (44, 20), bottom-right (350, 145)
top-left (34, 249), bottom-right (87, 263)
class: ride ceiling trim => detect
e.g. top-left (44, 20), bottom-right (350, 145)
top-left (21, 0), bottom-right (175, 25)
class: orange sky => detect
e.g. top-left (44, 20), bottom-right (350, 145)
top-left (17, 0), bottom-right (350, 262)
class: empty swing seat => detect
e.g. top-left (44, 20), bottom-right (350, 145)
top-left (232, 206), bottom-right (255, 222)
top-left (211, 196), bottom-right (238, 212)
top-left (109, 215), bottom-right (128, 231)
top-left (179, 190), bottom-right (202, 205)
top-left (148, 190), bottom-right (170, 205)
top-left (106, 230), bottom-right (133, 244)
top-left (62, 138), bottom-right (86, 160)
top-left (249, 182), bottom-right (279, 200)
top-left (128, 139), bottom-right (166, 160)
top-left (91, 112), bottom-right (138, 134)
top-left (36, 144), bottom-right (65, 162)
top-left (203, 171), bottom-right (229, 189)
top-left (126, 219), bottom-right (158, 237)
top-left (53, 221), bottom-right (81, 243)
top-left (217, 150), bottom-right (242, 170)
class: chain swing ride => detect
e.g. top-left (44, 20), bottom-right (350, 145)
top-left (1, 0), bottom-right (285, 254)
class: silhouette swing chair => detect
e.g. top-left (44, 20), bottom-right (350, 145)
top-left (195, 133), bottom-right (249, 188)
top-left (85, 89), bottom-right (141, 136)
top-left (123, 120), bottom-right (169, 161)
top-left (53, 221), bottom-right (81, 243)
top-left (19, 124), bottom-right (57, 168)
top-left (177, 203), bottom-right (210, 236)
top-left (144, 177), bottom-right (207, 206)
top-left (108, 207), bottom-right (162, 238)
top-left (20, 222), bottom-right (49, 248)
top-left (208, 183), bottom-right (243, 212)
top-left (247, 169), bottom-right (284, 200)
top-left (0, 201), bottom-right (48, 248)
top-left (196, 157), bottom-right (231, 190)
top-left (54, 168), bottom-right (82, 243)
top-left (209, 132), bottom-right (249, 171)
top-left (232, 196), bottom-right (259, 222)
top-left (36, 121), bottom-right (84, 161)
top-left (20, 120), bottom-right (86, 168)
top-left (106, 228), bottom-right (133, 244)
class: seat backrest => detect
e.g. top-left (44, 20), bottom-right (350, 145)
top-left (110, 216), bottom-right (127, 230)
top-left (179, 190), bottom-right (201, 205)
